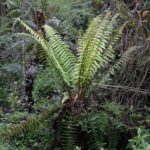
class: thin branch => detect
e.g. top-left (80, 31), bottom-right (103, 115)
top-left (97, 84), bottom-right (150, 95)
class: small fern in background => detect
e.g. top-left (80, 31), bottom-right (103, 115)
top-left (102, 101), bottom-right (121, 116)
top-left (80, 112), bottom-right (120, 150)
top-left (127, 127), bottom-right (150, 150)
top-left (81, 112), bottom-right (109, 149)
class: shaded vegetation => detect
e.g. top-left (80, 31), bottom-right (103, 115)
top-left (0, 0), bottom-right (150, 149)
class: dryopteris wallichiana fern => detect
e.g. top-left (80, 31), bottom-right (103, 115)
top-left (16, 12), bottom-right (136, 115)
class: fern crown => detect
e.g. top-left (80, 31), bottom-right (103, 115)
top-left (17, 12), bottom-right (135, 97)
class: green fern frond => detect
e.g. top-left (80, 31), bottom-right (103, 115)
top-left (82, 14), bottom-right (119, 86)
top-left (81, 112), bottom-right (119, 150)
top-left (100, 21), bottom-right (128, 67)
top-left (99, 46), bottom-right (139, 84)
top-left (17, 18), bottom-right (71, 88)
top-left (0, 105), bottom-right (57, 141)
top-left (81, 112), bottom-right (109, 150)
top-left (14, 32), bottom-right (35, 39)
top-left (42, 25), bottom-right (76, 79)
top-left (74, 14), bottom-right (102, 85)
top-left (6, 9), bottom-right (20, 17)
top-left (59, 113), bottom-right (77, 150)
top-left (74, 12), bottom-right (123, 88)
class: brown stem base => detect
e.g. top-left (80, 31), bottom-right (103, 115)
top-left (65, 100), bottom-right (86, 115)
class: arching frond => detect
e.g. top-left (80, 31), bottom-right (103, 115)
top-left (14, 32), bottom-right (35, 39)
top-left (6, 9), bottom-right (20, 17)
top-left (17, 18), bottom-right (72, 88)
top-left (98, 46), bottom-right (139, 84)
top-left (74, 13), bottom-right (124, 88)
top-left (42, 25), bottom-right (76, 80)
top-left (74, 14), bottom-right (101, 85)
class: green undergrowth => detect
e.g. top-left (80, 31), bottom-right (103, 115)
top-left (0, 101), bottom-right (149, 150)
top-left (0, 125), bottom-right (54, 150)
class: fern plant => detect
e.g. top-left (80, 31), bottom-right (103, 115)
top-left (5, 12), bottom-right (138, 150)
top-left (127, 127), bottom-right (150, 150)
top-left (79, 111), bottom-right (122, 150)
top-left (16, 12), bottom-right (136, 114)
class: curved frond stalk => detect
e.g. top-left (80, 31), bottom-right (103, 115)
top-left (42, 25), bottom-right (76, 81)
top-left (99, 46), bottom-right (139, 84)
top-left (16, 18), bottom-right (71, 88)
top-left (0, 105), bottom-right (58, 141)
